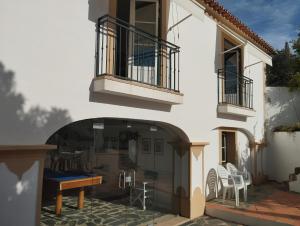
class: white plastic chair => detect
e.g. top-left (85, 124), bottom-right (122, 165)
top-left (226, 163), bottom-right (251, 201)
top-left (217, 165), bottom-right (245, 207)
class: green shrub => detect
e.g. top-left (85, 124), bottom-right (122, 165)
top-left (289, 72), bottom-right (300, 91)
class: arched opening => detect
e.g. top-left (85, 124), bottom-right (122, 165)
top-left (206, 126), bottom-right (256, 202)
top-left (41, 118), bottom-right (190, 225)
top-left (217, 126), bottom-right (254, 171)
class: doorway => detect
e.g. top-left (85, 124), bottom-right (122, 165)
top-left (221, 131), bottom-right (237, 165)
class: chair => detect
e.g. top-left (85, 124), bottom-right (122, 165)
top-left (226, 163), bottom-right (251, 201)
top-left (217, 165), bottom-right (245, 207)
top-left (125, 169), bottom-right (154, 210)
top-left (130, 181), bottom-right (153, 210)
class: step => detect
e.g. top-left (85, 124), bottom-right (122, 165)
top-left (138, 214), bottom-right (189, 226)
top-left (205, 203), bottom-right (291, 226)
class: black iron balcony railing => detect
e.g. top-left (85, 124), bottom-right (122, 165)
top-left (217, 69), bottom-right (254, 109)
top-left (95, 15), bottom-right (180, 92)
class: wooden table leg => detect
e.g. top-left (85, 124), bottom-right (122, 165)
top-left (56, 190), bottom-right (62, 216)
top-left (78, 187), bottom-right (84, 209)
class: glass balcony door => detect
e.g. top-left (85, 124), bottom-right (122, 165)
top-left (128, 0), bottom-right (160, 85)
top-left (224, 39), bottom-right (242, 105)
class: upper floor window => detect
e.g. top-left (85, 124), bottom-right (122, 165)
top-left (116, 0), bottom-right (160, 69)
top-left (224, 39), bottom-right (242, 94)
top-left (134, 1), bottom-right (159, 67)
top-left (116, 0), bottom-right (160, 36)
top-left (95, 0), bottom-right (180, 92)
top-left (135, 1), bottom-right (159, 36)
top-left (217, 34), bottom-right (253, 110)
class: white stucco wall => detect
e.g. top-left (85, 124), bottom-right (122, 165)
top-left (265, 87), bottom-right (300, 182)
top-left (0, 0), bottom-right (271, 202)
top-left (269, 132), bottom-right (300, 182)
top-left (0, 159), bottom-right (40, 226)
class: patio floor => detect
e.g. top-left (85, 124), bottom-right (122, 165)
top-left (40, 195), bottom-right (238, 226)
top-left (206, 182), bottom-right (300, 226)
top-left (40, 196), bottom-right (188, 226)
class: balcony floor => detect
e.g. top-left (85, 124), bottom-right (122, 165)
top-left (91, 75), bottom-right (183, 106)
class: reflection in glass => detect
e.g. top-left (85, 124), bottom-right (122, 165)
top-left (42, 118), bottom-right (189, 225)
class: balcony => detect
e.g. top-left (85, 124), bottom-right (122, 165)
top-left (217, 69), bottom-right (255, 117)
top-left (91, 15), bottom-right (183, 106)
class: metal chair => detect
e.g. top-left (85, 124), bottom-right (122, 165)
top-left (130, 181), bottom-right (153, 210)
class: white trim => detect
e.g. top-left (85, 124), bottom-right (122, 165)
top-left (217, 104), bottom-right (256, 117)
top-left (92, 76), bottom-right (184, 105)
top-left (247, 44), bottom-right (272, 66)
top-left (218, 23), bottom-right (247, 45)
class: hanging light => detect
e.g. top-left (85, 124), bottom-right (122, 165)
top-left (93, 122), bottom-right (104, 130)
top-left (150, 126), bottom-right (157, 132)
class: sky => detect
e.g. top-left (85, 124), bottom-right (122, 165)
top-left (218, 0), bottom-right (300, 50)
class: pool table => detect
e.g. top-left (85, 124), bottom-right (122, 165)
top-left (44, 169), bottom-right (102, 216)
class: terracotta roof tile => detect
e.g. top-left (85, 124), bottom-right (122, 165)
top-left (200, 0), bottom-right (275, 54)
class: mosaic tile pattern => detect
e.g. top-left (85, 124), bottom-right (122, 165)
top-left (40, 196), bottom-right (165, 226)
top-left (40, 196), bottom-right (242, 226)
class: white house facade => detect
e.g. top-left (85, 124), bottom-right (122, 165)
top-left (0, 0), bottom-right (273, 223)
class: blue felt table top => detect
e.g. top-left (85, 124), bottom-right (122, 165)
top-left (44, 168), bottom-right (96, 182)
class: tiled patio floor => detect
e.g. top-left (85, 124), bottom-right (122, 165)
top-left (206, 182), bottom-right (300, 226)
top-left (40, 196), bottom-right (166, 226)
top-left (40, 196), bottom-right (236, 226)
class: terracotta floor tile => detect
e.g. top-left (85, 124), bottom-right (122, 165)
top-left (207, 182), bottom-right (300, 225)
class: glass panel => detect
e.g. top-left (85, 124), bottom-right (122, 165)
top-left (224, 39), bottom-right (239, 94)
top-left (224, 39), bottom-right (242, 106)
top-left (224, 51), bottom-right (238, 94)
top-left (136, 2), bottom-right (157, 30)
top-left (42, 119), bottom-right (188, 225)
top-left (134, 1), bottom-right (158, 68)
top-left (221, 132), bottom-right (227, 163)
top-left (135, 22), bottom-right (156, 35)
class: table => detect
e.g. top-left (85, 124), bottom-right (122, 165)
top-left (44, 169), bottom-right (102, 215)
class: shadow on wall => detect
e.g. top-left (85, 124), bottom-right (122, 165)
top-left (206, 168), bottom-right (218, 201)
top-left (0, 62), bottom-right (72, 145)
top-left (265, 87), bottom-right (300, 179)
top-left (266, 87), bottom-right (300, 132)
top-left (239, 145), bottom-right (251, 173)
top-left (88, 0), bottom-right (108, 23)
